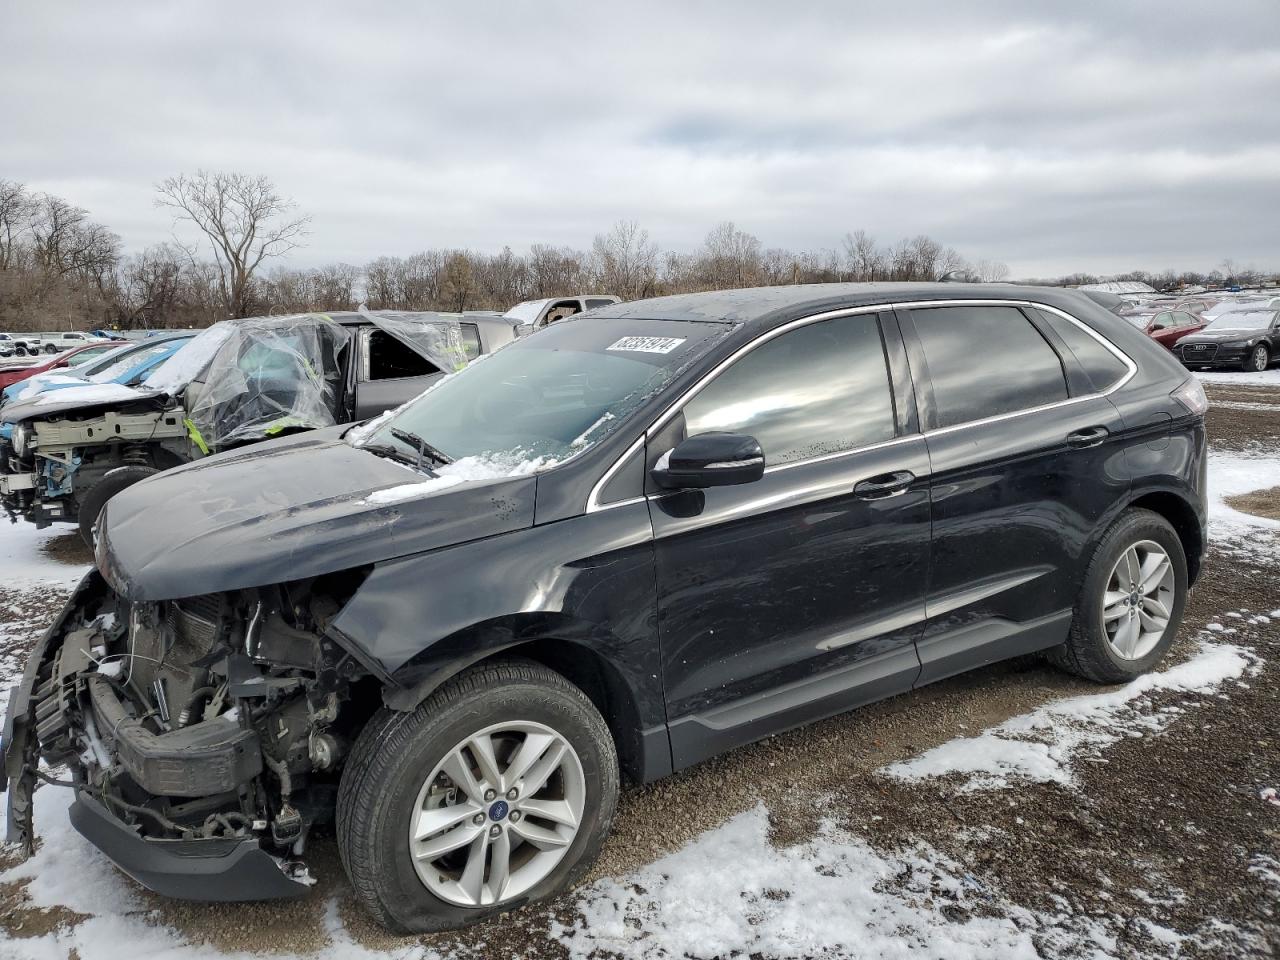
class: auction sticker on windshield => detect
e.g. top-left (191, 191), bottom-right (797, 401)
top-left (606, 336), bottom-right (687, 354)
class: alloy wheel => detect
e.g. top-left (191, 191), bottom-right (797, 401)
top-left (408, 720), bottom-right (585, 907)
top-left (1250, 345), bottom-right (1268, 372)
top-left (1101, 539), bottom-right (1175, 661)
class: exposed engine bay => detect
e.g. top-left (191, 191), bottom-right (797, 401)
top-left (6, 570), bottom-right (373, 893)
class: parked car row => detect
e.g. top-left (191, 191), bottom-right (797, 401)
top-left (0, 340), bottom-right (125, 389)
top-left (0, 284), bottom-right (1208, 934)
top-left (1096, 291), bottom-right (1279, 372)
top-left (0, 329), bottom-right (122, 358)
top-left (0, 310), bottom-right (519, 543)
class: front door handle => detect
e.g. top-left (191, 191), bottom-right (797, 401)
top-left (853, 470), bottom-right (916, 500)
top-left (1066, 426), bottom-right (1110, 448)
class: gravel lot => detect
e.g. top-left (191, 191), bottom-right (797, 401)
top-left (0, 375), bottom-right (1277, 959)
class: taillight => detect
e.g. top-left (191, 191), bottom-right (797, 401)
top-left (1171, 377), bottom-right (1208, 416)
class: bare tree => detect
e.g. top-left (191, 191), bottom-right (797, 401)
top-left (0, 179), bottom-right (34, 271)
top-left (842, 230), bottom-right (885, 281)
top-left (696, 221), bottom-right (762, 289)
top-left (591, 220), bottom-right (658, 299)
top-left (156, 171), bottom-right (309, 318)
top-left (528, 244), bottom-right (586, 298)
top-left (975, 258), bottom-right (1010, 282)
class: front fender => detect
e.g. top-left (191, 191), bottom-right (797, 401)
top-left (328, 501), bottom-right (664, 730)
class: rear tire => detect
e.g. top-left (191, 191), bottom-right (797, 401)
top-left (1048, 508), bottom-right (1188, 684)
top-left (43, 344), bottom-right (58, 354)
top-left (336, 659), bottom-right (619, 934)
top-left (76, 464), bottom-right (160, 546)
top-left (1245, 344), bottom-right (1269, 372)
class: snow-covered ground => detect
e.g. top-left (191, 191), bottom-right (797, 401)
top-left (1195, 367), bottom-right (1280, 387)
top-left (0, 521), bottom-right (91, 588)
top-left (882, 640), bottom-right (1259, 791)
top-left (0, 421), bottom-right (1277, 959)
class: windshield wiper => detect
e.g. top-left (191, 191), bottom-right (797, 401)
top-left (358, 442), bottom-right (424, 471)
top-left (390, 427), bottom-right (453, 477)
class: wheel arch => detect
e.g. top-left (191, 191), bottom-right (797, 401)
top-left (1122, 489), bottom-right (1204, 585)
top-left (374, 614), bottom-right (666, 786)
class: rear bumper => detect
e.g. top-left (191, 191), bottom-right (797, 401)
top-left (68, 791), bottom-right (312, 901)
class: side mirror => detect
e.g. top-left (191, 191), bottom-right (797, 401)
top-left (652, 432), bottom-right (765, 489)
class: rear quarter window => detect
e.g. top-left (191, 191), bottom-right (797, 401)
top-left (909, 305), bottom-right (1068, 428)
top-left (1033, 308), bottom-right (1131, 394)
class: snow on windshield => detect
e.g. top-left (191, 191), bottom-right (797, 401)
top-left (88, 341), bottom-right (182, 384)
top-left (503, 299), bottom-right (549, 323)
top-left (353, 319), bottom-right (732, 481)
top-left (1204, 311), bottom-right (1274, 331)
top-left (143, 323), bottom-right (234, 394)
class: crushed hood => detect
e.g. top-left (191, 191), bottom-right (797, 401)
top-left (96, 426), bottom-right (537, 601)
top-left (1, 383), bottom-right (164, 425)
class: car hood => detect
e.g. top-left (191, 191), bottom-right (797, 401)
top-left (1178, 329), bottom-right (1263, 343)
top-left (1, 383), bottom-right (165, 424)
top-left (96, 427), bottom-right (538, 602)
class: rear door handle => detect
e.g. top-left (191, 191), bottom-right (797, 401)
top-left (853, 470), bottom-right (916, 500)
top-left (1066, 426), bottom-right (1110, 448)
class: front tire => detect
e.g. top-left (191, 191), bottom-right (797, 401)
top-left (337, 659), bottom-right (619, 933)
top-left (1245, 344), bottom-right (1269, 372)
top-left (76, 464), bottom-right (160, 546)
top-left (1048, 508), bottom-right (1188, 684)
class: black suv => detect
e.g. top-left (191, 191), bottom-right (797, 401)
top-left (2, 285), bottom-right (1208, 933)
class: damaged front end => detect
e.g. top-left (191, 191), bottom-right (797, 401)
top-left (2, 568), bottom-right (375, 901)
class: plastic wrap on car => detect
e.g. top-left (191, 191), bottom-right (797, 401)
top-left (186, 314), bottom-right (352, 449)
top-left (359, 309), bottom-right (470, 375)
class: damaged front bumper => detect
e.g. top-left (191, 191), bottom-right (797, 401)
top-left (67, 791), bottom-right (311, 901)
top-left (2, 569), bottom-right (369, 902)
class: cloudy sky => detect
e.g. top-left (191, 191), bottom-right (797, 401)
top-left (3, 1), bottom-right (1278, 278)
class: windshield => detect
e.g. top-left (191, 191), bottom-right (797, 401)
top-left (503, 300), bottom-right (549, 323)
top-left (143, 323), bottom-right (236, 393)
top-left (1202, 311), bottom-right (1275, 332)
top-left (88, 340), bottom-right (187, 384)
top-left (351, 318), bottom-right (732, 476)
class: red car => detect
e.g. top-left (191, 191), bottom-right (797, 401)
top-left (1124, 308), bottom-right (1207, 350)
top-left (0, 341), bottom-right (122, 390)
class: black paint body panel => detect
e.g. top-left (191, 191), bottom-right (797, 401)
top-left (97, 427), bottom-right (536, 602)
top-left (87, 284), bottom-right (1210, 787)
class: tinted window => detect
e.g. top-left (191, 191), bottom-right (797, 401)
top-left (683, 315), bottom-right (896, 466)
top-left (911, 306), bottom-right (1067, 428)
top-left (586, 298), bottom-right (616, 309)
top-left (460, 323), bottom-right (482, 360)
top-left (367, 329), bottom-right (438, 380)
top-left (1034, 309), bottom-right (1130, 393)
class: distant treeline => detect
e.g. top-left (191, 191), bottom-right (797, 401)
top-left (0, 176), bottom-right (1271, 332)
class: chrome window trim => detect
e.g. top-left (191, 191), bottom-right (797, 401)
top-left (585, 298), bottom-right (1137, 513)
top-left (763, 433), bottom-right (919, 475)
top-left (585, 433), bottom-right (646, 512)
